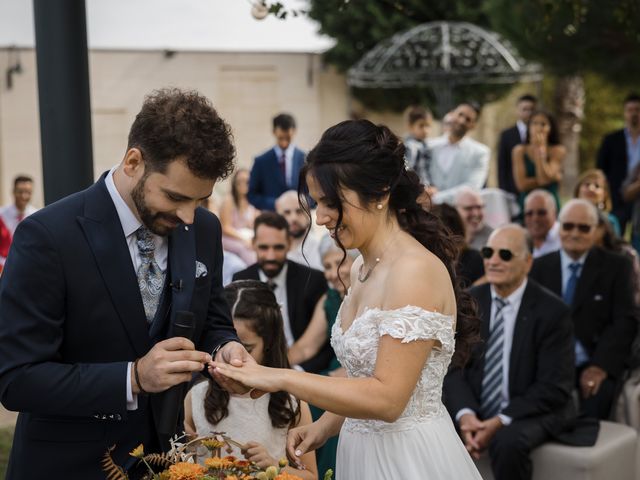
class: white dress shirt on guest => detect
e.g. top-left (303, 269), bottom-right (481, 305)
top-left (532, 222), bottom-right (562, 258)
top-left (0, 203), bottom-right (38, 236)
top-left (259, 263), bottom-right (294, 347)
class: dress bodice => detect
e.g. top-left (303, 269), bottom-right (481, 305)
top-left (331, 303), bottom-right (456, 434)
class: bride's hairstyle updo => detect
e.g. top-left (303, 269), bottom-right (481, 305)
top-left (298, 119), bottom-right (479, 367)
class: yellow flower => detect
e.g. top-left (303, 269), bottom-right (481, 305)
top-left (168, 462), bottom-right (206, 480)
top-left (129, 444), bottom-right (144, 458)
top-left (201, 439), bottom-right (225, 450)
top-left (278, 458), bottom-right (289, 468)
top-left (265, 465), bottom-right (278, 479)
top-left (256, 473), bottom-right (269, 480)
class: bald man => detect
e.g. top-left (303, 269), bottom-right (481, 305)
top-left (275, 190), bottom-right (322, 270)
top-left (523, 189), bottom-right (560, 258)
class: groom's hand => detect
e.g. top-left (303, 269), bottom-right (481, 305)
top-left (132, 337), bottom-right (211, 394)
top-left (209, 341), bottom-right (265, 397)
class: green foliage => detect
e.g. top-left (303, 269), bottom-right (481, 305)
top-left (484, 0), bottom-right (640, 81)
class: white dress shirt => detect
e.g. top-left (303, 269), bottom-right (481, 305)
top-left (456, 279), bottom-right (527, 426)
top-left (259, 263), bottom-right (294, 346)
top-left (273, 144), bottom-right (296, 188)
top-left (516, 120), bottom-right (527, 143)
top-left (532, 222), bottom-right (561, 258)
top-left (105, 166), bottom-right (168, 410)
top-left (0, 203), bottom-right (38, 235)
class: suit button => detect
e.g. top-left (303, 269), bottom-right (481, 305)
top-left (101, 414), bottom-right (107, 420)
top-left (115, 414), bottom-right (122, 421)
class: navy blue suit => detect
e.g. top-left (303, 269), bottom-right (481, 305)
top-left (248, 147), bottom-right (305, 211)
top-left (0, 174), bottom-right (238, 479)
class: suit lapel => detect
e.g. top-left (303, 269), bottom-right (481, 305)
top-left (571, 249), bottom-right (599, 312)
top-left (159, 224), bottom-right (196, 338)
top-left (509, 283), bottom-right (534, 386)
top-left (78, 178), bottom-right (151, 357)
top-left (547, 252), bottom-right (563, 297)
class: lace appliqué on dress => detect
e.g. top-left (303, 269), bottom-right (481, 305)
top-left (377, 306), bottom-right (455, 353)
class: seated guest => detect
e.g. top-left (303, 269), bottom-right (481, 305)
top-left (232, 212), bottom-right (329, 373)
top-left (287, 235), bottom-right (357, 476)
top-left (276, 190), bottom-right (322, 270)
top-left (455, 186), bottom-right (493, 250)
top-left (220, 168), bottom-right (259, 265)
top-left (529, 199), bottom-right (638, 419)
top-left (573, 168), bottom-right (621, 235)
top-left (248, 113), bottom-right (305, 211)
top-left (184, 280), bottom-right (317, 479)
top-left (523, 189), bottom-right (561, 258)
top-left (431, 203), bottom-right (484, 288)
top-left (444, 224), bottom-right (575, 480)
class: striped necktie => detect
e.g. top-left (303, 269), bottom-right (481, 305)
top-left (480, 297), bottom-right (508, 419)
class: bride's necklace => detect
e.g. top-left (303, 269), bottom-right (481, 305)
top-left (357, 232), bottom-right (398, 283)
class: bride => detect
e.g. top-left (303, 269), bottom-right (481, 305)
top-left (212, 120), bottom-right (482, 479)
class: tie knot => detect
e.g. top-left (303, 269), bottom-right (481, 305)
top-left (569, 262), bottom-right (581, 274)
top-left (136, 227), bottom-right (155, 258)
top-left (267, 279), bottom-right (277, 291)
top-left (494, 297), bottom-right (508, 310)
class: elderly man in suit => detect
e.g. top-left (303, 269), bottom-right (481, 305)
top-left (0, 89), bottom-right (253, 479)
top-left (523, 189), bottom-right (561, 258)
top-left (232, 212), bottom-right (329, 373)
top-left (530, 198), bottom-right (638, 418)
top-left (428, 102), bottom-right (490, 203)
top-left (597, 93), bottom-right (640, 231)
top-left (444, 224), bottom-right (575, 480)
top-left (248, 113), bottom-right (306, 211)
top-left (496, 94), bottom-right (537, 195)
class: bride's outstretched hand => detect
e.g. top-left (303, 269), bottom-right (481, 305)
top-left (286, 421), bottom-right (328, 464)
top-left (210, 361), bottom-right (285, 396)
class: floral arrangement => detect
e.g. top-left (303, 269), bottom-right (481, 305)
top-left (101, 433), bottom-right (333, 480)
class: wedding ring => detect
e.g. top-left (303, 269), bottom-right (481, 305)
top-left (587, 381), bottom-right (595, 387)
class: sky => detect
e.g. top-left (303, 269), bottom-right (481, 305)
top-left (0, 0), bottom-right (334, 52)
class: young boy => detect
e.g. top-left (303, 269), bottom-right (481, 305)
top-left (403, 105), bottom-right (433, 185)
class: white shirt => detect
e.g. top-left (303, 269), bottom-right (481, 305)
top-left (456, 279), bottom-right (527, 426)
top-left (105, 166), bottom-right (169, 410)
top-left (516, 120), bottom-right (527, 143)
top-left (273, 144), bottom-right (296, 187)
top-left (532, 222), bottom-right (561, 258)
top-left (432, 138), bottom-right (459, 174)
top-left (0, 203), bottom-right (38, 235)
top-left (288, 235), bottom-right (323, 271)
top-left (258, 263), bottom-right (294, 346)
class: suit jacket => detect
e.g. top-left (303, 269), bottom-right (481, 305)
top-left (444, 281), bottom-right (575, 429)
top-left (248, 146), bottom-right (305, 211)
top-left (232, 260), bottom-right (330, 372)
top-left (428, 135), bottom-right (490, 203)
top-left (597, 129), bottom-right (631, 227)
top-left (0, 175), bottom-right (239, 479)
top-left (529, 248), bottom-right (638, 378)
top-left (497, 125), bottom-right (522, 195)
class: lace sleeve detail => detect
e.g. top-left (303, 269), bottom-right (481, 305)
top-left (377, 306), bottom-right (455, 353)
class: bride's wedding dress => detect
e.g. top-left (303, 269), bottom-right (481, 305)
top-left (331, 303), bottom-right (482, 479)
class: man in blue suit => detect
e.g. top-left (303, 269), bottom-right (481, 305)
top-left (248, 113), bottom-right (305, 211)
top-left (0, 89), bottom-right (253, 479)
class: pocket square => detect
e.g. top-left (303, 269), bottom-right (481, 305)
top-left (195, 261), bottom-right (208, 278)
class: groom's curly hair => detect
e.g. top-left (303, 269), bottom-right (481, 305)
top-left (127, 88), bottom-right (236, 181)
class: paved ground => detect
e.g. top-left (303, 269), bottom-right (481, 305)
top-left (0, 407), bottom-right (17, 429)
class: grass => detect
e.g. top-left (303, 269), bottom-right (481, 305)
top-left (0, 426), bottom-right (14, 478)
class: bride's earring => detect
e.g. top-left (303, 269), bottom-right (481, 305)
top-left (376, 203), bottom-right (383, 210)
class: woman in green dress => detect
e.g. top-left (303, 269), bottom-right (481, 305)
top-left (512, 110), bottom-right (565, 213)
top-left (287, 235), bottom-right (358, 475)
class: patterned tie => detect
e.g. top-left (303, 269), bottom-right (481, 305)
top-left (279, 152), bottom-right (287, 186)
top-left (563, 262), bottom-right (581, 305)
top-left (480, 297), bottom-right (508, 419)
top-left (136, 227), bottom-right (166, 323)
top-left (267, 279), bottom-right (277, 292)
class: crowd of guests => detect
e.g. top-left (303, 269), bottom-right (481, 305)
top-left (190, 97), bottom-right (640, 480)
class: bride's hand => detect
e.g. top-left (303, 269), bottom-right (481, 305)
top-left (286, 420), bottom-right (329, 463)
top-left (210, 361), bottom-right (285, 394)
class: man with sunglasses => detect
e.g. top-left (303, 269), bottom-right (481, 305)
top-left (530, 199), bottom-right (638, 419)
top-left (444, 224), bottom-right (576, 480)
top-left (523, 189), bottom-right (561, 258)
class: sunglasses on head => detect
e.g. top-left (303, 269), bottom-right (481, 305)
top-left (561, 222), bottom-right (593, 233)
top-left (524, 208), bottom-right (548, 217)
top-left (481, 247), bottom-right (515, 262)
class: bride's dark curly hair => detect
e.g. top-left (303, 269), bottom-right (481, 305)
top-left (298, 120), bottom-right (480, 367)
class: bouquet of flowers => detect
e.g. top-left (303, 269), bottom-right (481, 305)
top-left (101, 433), bottom-right (333, 480)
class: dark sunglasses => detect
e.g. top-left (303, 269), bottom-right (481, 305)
top-left (481, 247), bottom-right (515, 262)
top-left (524, 208), bottom-right (548, 217)
top-left (561, 222), bottom-right (593, 233)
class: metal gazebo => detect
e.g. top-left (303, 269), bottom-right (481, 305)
top-left (347, 21), bottom-right (543, 115)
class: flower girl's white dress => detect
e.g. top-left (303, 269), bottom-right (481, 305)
top-left (331, 303), bottom-right (482, 479)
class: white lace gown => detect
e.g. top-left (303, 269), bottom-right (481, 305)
top-left (331, 305), bottom-right (482, 479)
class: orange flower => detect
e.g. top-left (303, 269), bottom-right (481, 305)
top-left (275, 473), bottom-right (304, 480)
top-left (225, 476), bottom-right (239, 480)
top-left (205, 456), bottom-right (225, 470)
top-left (223, 455), bottom-right (238, 463)
top-left (168, 462), bottom-right (206, 480)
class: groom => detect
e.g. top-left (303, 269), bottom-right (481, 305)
top-left (0, 88), bottom-right (252, 479)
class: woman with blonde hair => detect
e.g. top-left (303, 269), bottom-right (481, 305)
top-left (573, 168), bottom-right (621, 235)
